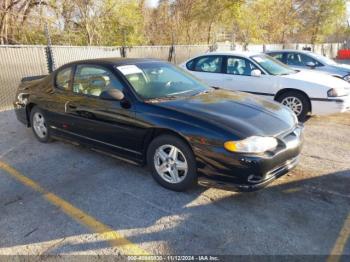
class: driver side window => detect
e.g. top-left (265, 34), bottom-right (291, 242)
top-left (73, 65), bottom-right (124, 97)
top-left (286, 53), bottom-right (321, 67)
top-left (299, 54), bottom-right (322, 67)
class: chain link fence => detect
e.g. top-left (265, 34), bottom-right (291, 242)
top-left (0, 43), bottom-right (342, 111)
top-left (0, 46), bottom-right (48, 111)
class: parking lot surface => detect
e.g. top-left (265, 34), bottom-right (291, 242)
top-left (0, 109), bottom-right (349, 258)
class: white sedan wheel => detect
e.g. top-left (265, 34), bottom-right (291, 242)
top-left (281, 96), bottom-right (303, 116)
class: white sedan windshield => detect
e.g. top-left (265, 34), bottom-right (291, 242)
top-left (311, 53), bottom-right (337, 66)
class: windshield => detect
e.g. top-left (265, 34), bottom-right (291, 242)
top-left (116, 62), bottom-right (210, 100)
top-left (251, 54), bottom-right (296, 75)
top-left (311, 53), bottom-right (337, 65)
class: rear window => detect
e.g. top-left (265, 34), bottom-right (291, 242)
top-left (186, 60), bottom-right (195, 70)
top-left (193, 56), bottom-right (223, 73)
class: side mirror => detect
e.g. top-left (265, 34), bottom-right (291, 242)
top-left (100, 89), bottom-right (124, 101)
top-left (306, 62), bottom-right (316, 69)
top-left (251, 69), bottom-right (262, 77)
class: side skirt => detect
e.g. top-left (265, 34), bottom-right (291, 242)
top-left (51, 135), bottom-right (142, 166)
top-left (49, 126), bottom-right (144, 166)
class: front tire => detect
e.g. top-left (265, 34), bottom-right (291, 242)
top-left (147, 135), bottom-right (197, 191)
top-left (30, 106), bottom-right (52, 143)
top-left (276, 91), bottom-right (310, 122)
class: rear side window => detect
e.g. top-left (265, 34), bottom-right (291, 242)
top-left (194, 56), bottom-right (223, 73)
top-left (186, 60), bottom-right (195, 70)
top-left (55, 67), bottom-right (72, 90)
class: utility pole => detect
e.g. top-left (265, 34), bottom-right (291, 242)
top-left (121, 28), bottom-right (127, 58)
top-left (230, 31), bottom-right (236, 51)
top-left (39, 0), bottom-right (55, 73)
top-left (168, 32), bottom-right (176, 64)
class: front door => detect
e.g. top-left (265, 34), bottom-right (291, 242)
top-left (64, 64), bottom-right (143, 161)
top-left (221, 56), bottom-right (276, 98)
top-left (44, 65), bottom-right (76, 130)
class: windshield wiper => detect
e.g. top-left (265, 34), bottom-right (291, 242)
top-left (192, 89), bottom-right (213, 96)
top-left (146, 89), bottom-right (211, 103)
top-left (146, 95), bottom-right (180, 103)
top-left (279, 71), bottom-right (298, 76)
top-left (168, 90), bottom-right (197, 96)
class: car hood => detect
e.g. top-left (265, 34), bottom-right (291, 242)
top-left (156, 89), bottom-right (296, 138)
top-left (281, 70), bottom-right (350, 88)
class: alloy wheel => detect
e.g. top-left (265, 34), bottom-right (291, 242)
top-left (281, 96), bottom-right (303, 116)
top-left (32, 112), bottom-right (48, 139)
top-left (153, 144), bottom-right (188, 184)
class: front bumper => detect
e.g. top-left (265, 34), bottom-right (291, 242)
top-left (311, 96), bottom-right (350, 115)
top-left (195, 125), bottom-right (303, 192)
top-left (198, 156), bottom-right (299, 192)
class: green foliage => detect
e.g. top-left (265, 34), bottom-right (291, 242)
top-left (0, 0), bottom-right (348, 45)
top-left (232, 0), bottom-right (348, 44)
top-left (99, 0), bottom-right (144, 46)
top-left (298, 0), bottom-right (347, 43)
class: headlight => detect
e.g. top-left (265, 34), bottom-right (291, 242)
top-left (224, 136), bottom-right (278, 154)
top-left (327, 88), bottom-right (349, 97)
top-left (343, 75), bottom-right (350, 82)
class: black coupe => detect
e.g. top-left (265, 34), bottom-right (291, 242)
top-left (14, 58), bottom-right (303, 191)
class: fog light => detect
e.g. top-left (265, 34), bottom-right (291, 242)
top-left (247, 174), bottom-right (263, 183)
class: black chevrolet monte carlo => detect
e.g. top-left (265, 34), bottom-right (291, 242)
top-left (14, 58), bottom-right (303, 192)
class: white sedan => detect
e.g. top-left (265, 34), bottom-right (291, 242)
top-left (180, 51), bottom-right (350, 121)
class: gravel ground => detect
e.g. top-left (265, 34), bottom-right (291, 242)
top-left (0, 109), bottom-right (349, 258)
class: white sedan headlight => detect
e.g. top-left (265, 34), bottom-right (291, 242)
top-left (327, 88), bottom-right (349, 97)
top-left (224, 136), bottom-right (278, 154)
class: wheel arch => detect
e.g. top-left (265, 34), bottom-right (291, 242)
top-left (25, 103), bottom-right (36, 127)
top-left (332, 75), bottom-right (344, 80)
top-left (142, 128), bottom-right (194, 165)
top-left (274, 88), bottom-right (312, 113)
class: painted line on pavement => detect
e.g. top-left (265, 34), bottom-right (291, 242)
top-left (327, 213), bottom-right (350, 262)
top-left (0, 160), bottom-right (150, 256)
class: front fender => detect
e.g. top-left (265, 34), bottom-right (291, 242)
top-left (278, 77), bottom-right (328, 99)
top-left (138, 110), bottom-right (231, 147)
top-left (134, 104), bottom-right (238, 168)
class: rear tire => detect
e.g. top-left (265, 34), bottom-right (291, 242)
top-left (276, 91), bottom-right (310, 122)
top-left (30, 106), bottom-right (52, 143)
top-left (147, 135), bottom-right (197, 191)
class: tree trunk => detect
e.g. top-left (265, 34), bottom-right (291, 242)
top-left (0, 0), bottom-right (9, 44)
top-left (207, 22), bottom-right (212, 44)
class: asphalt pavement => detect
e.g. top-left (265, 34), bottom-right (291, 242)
top-left (0, 109), bottom-right (349, 259)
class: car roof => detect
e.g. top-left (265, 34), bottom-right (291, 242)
top-left (63, 57), bottom-right (164, 67)
top-left (204, 51), bottom-right (262, 58)
top-left (265, 49), bottom-right (312, 54)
